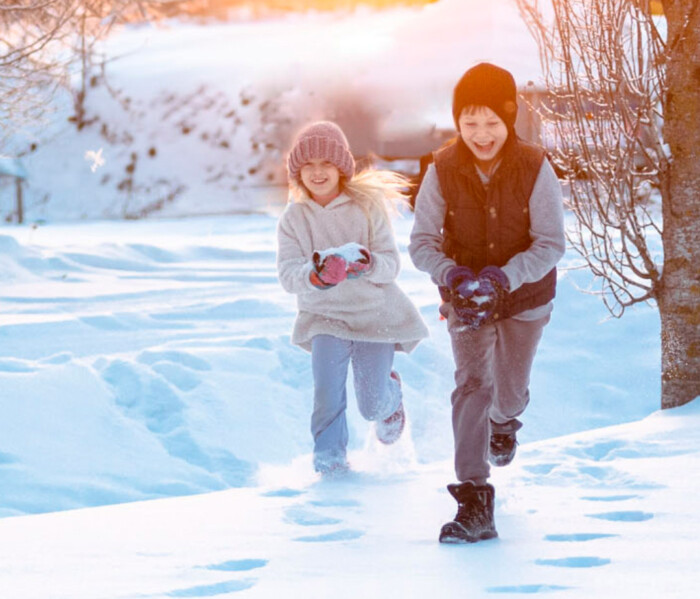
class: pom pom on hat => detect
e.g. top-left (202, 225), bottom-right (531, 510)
top-left (452, 63), bottom-right (519, 131)
top-left (287, 121), bottom-right (356, 182)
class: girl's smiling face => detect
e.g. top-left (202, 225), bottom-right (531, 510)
top-left (458, 106), bottom-right (509, 174)
top-left (300, 159), bottom-right (341, 205)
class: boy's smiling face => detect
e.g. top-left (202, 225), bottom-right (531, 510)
top-left (458, 105), bottom-right (509, 173)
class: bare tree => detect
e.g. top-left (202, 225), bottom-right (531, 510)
top-left (659, 0), bottom-right (700, 409)
top-left (516, 0), bottom-right (699, 409)
top-left (0, 1), bottom-right (187, 149)
top-left (0, 2), bottom-right (70, 150)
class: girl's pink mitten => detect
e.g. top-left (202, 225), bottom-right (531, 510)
top-left (310, 252), bottom-right (348, 289)
top-left (321, 254), bottom-right (349, 284)
top-left (346, 248), bottom-right (371, 279)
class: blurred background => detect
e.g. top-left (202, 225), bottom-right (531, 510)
top-left (1, 0), bottom-right (548, 222)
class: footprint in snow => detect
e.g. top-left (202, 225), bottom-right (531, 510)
top-left (577, 465), bottom-right (620, 480)
top-left (565, 439), bottom-right (628, 461)
top-left (521, 463), bottom-right (558, 475)
top-left (149, 361), bottom-right (203, 391)
top-left (166, 579), bottom-right (255, 597)
top-left (544, 533), bottom-right (618, 542)
top-left (0, 451), bottom-right (20, 466)
top-left (101, 359), bottom-right (186, 434)
top-left (137, 349), bottom-right (211, 391)
top-left (165, 560), bottom-right (267, 597)
top-left (486, 584), bottom-right (572, 594)
top-left (284, 505), bottom-right (342, 526)
top-left (587, 510), bottom-right (654, 522)
top-left (293, 529), bottom-right (364, 543)
top-left (260, 488), bottom-right (306, 498)
top-left (535, 556), bottom-right (611, 568)
top-left (202, 559), bottom-right (268, 572)
top-left (580, 494), bottom-right (640, 502)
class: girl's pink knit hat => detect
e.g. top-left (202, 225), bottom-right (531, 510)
top-left (287, 121), bottom-right (356, 182)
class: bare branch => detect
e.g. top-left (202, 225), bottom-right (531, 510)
top-left (0, 1), bottom-right (188, 151)
top-left (516, 0), bottom-right (665, 316)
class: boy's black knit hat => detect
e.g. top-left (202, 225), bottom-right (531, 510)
top-left (452, 62), bottom-right (518, 130)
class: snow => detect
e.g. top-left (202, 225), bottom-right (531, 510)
top-left (314, 241), bottom-right (369, 263)
top-left (3, 401), bottom-right (699, 599)
top-left (2, 212), bottom-right (695, 597)
top-left (2, 3), bottom-right (696, 597)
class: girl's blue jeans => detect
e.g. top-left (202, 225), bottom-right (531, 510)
top-left (310, 334), bottom-right (400, 472)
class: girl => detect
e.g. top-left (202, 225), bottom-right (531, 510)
top-left (277, 121), bottom-right (428, 475)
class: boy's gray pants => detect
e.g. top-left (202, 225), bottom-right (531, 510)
top-left (311, 334), bottom-right (400, 472)
top-left (446, 308), bottom-right (551, 485)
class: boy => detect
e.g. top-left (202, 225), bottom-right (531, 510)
top-left (409, 63), bottom-right (566, 543)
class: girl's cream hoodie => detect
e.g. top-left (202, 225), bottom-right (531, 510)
top-left (277, 192), bottom-right (428, 352)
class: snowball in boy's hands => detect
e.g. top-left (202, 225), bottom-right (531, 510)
top-left (472, 266), bottom-right (510, 308)
top-left (446, 265), bottom-right (505, 328)
top-left (452, 266), bottom-right (510, 327)
top-left (472, 266), bottom-right (509, 312)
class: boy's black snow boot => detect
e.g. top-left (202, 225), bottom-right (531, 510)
top-left (439, 481), bottom-right (498, 544)
top-left (489, 419), bottom-right (522, 467)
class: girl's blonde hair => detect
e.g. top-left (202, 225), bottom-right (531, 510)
top-left (289, 166), bottom-right (412, 236)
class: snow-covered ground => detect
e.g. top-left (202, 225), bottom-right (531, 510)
top-left (2, 2), bottom-right (695, 597)
top-left (2, 400), bottom-right (697, 598)
top-left (0, 214), bottom-right (661, 515)
top-left (2, 212), bottom-right (693, 597)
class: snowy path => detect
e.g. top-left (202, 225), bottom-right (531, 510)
top-left (0, 400), bottom-right (697, 598)
top-left (2, 213), bottom-right (689, 597)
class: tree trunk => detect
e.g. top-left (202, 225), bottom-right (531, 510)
top-left (659, 1), bottom-right (700, 408)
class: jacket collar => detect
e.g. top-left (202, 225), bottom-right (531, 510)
top-left (455, 135), bottom-right (518, 181)
top-left (302, 191), bottom-right (353, 211)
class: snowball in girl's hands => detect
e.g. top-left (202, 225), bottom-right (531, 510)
top-left (314, 242), bottom-right (371, 279)
top-left (314, 242), bottom-right (369, 264)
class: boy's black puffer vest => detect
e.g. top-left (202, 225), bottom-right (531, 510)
top-left (434, 137), bottom-right (557, 319)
